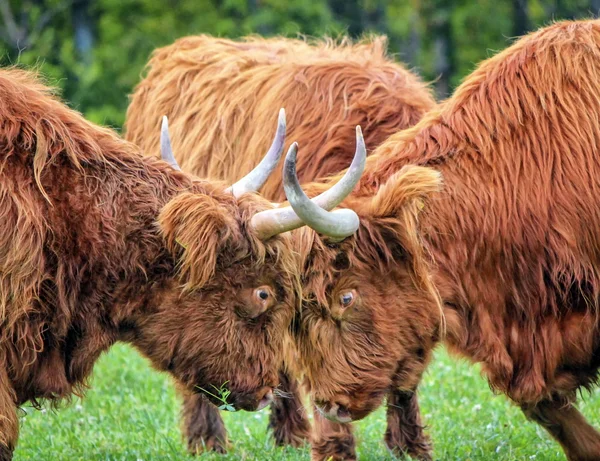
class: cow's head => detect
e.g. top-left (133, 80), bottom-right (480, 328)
top-left (284, 152), bottom-right (444, 422)
top-left (127, 111), bottom-right (292, 411)
top-left (129, 111), bottom-right (362, 413)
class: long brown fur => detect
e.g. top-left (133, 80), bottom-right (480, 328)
top-left (124, 34), bottom-right (435, 200)
top-left (0, 68), bottom-right (300, 459)
top-left (124, 34), bottom-right (437, 457)
top-left (298, 19), bottom-right (600, 460)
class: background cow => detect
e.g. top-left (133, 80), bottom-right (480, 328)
top-left (124, 34), bottom-right (436, 455)
top-left (0, 68), bottom-right (350, 460)
top-left (124, 35), bottom-right (435, 199)
top-left (290, 19), bottom-right (600, 461)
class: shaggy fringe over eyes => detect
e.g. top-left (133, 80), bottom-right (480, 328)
top-left (361, 166), bottom-right (445, 332)
top-left (159, 192), bottom-right (239, 290)
top-left (236, 193), bottom-right (303, 312)
top-left (158, 189), bottom-right (301, 302)
top-left (297, 166), bottom-right (444, 331)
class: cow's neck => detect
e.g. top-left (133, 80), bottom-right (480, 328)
top-left (10, 160), bottom-right (191, 404)
top-left (354, 110), bottom-right (515, 380)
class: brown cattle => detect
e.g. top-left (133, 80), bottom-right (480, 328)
top-left (290, 19), bottom-right (600, 461)
top-left (124, 35), bottom-right (435, 454)
top-left (0, 68), bottom-right (358, 459)
top-left (124, 35), bottom-right (435, 200)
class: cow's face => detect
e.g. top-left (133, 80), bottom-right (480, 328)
top-left (135, 191), bottom-right (298, 412)
top-left (295, 166), bottom-right (443, 422)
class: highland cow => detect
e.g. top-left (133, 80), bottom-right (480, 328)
top-left (0, 68), bottom-right (359, 459)
top-left (124, 35), bottom-right (435, 200)
top-left (287, 19), bottom-right (600, 461)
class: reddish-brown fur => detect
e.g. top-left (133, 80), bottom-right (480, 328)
top-left (297, 168), bottom-right (443, 460)
top-left (0, 68), bottom-right (300, 459)
top-left (124, 35), bottom-right (435, 200)
top-left (123, 34), bottom-right (437, 455)
top-left (298, 20), bottom-right (600, 460)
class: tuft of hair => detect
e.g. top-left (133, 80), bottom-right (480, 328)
top-left (159, 192), bottom-right (238, 290)
top-left (366, 165), bottom-right (443, 218)
top-left (362, 166), bottom-right (445, 333)
top-left (159, 187), bottom-right (301, 304)
top-left (124, 34), bottom-right (435, 200)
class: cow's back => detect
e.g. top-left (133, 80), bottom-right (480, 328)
top-left (124, 35), bottom-right (435, 200)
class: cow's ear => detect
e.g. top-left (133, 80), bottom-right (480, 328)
top-left (363, 166), bottom-right (441, 283)
top-left (367, 165), bottom-right (442, 219)
top-left (158, 192), bottom-right (237, 289)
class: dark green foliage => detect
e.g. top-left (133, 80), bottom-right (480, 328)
top-left (0, 0), bottom-right (597, 127)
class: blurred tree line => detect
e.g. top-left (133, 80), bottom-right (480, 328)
top-left (1, 0), bottom-right (598, 127)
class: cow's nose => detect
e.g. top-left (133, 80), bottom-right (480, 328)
top-left (256, 388), bottom-right (274, 411)
top-left (315, 399), bottom-right (353, 423)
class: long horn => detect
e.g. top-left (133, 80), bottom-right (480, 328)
top-left (227, 108), bottom-right (286, 198)
top-left (161, 116), bottom-right (181, 171)
top-left (250, 126), bottom-right (366, 240)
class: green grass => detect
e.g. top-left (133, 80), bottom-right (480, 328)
top-left (15, 344), bottom-right (600, 460)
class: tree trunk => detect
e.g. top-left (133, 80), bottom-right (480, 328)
top-left (432, 10), bottom-right (453, 99)
top-left (363, 0), bottom-right (386, 32)
top-left (404, 10), bottom-right (421, 69)
top-left (513, 0), bottom-right (529, 37)
top-left (248, 0), bottom-right (270, 35)
top-left (72, 0), bottom-right (93, 64)
top-left (328, 0), bottom-right (364, 37)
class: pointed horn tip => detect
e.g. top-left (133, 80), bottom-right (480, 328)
top-left (286, 142), bottom-right (299, 160)
top-left (278, 108), bottom-right (286, 130)
top-left (355, 125), bottom-right (364, 139)
top-left (162, 115), bottom-right (168, 126)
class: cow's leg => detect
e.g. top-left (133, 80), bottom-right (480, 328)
top-left (0, 369), bottom-right (17, 461)
top-left (182, 393), bottom-right (227, 454)
top-left (521, 399), bottom-right (600, 461)
top-left (311, 405), bottom-right (356, 461)
top-left (385, 389), bottom-right (432, 460)
top-left (268, 369), bottom-right (310, 447)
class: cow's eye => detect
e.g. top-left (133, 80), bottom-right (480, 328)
top-left (339, 290), bottom-right (356, 308)
top-left (254, 286), bottom-right (274, 307)
top-left (256, 288), bottom-right (270, 301)
top-left (240, 285), bottom-right (276, 320)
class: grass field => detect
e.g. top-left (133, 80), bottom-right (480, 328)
top-left (15, 344), bottom-right (600, 460)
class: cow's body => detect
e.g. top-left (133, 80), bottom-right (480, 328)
top-left (0, 69), bottom-right (300, 459)
top-left (298, 20), bottom-right (600, 461)
top-left (125, 35), bottom-right (435, 200)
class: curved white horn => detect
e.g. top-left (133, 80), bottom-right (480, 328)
top-left (227, 108), bottom-right (286, 198)
top-left (250, 126), bottom-right (366, 240)
top-left (282, 143), bottom-right (360, 239)
top-left (160, 116), bottom-right (181, 171)
top-left (311, 125), bottom-right (366, 210)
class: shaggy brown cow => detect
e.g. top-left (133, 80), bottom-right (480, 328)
top-left (124, 35), bottom-right (436, 454)
top-left (289, 19), bottom-right (600, 461)
top-left (124, 35), bottom-right (435, 200)
top-left (0, 68), bottom-right (357, 459)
